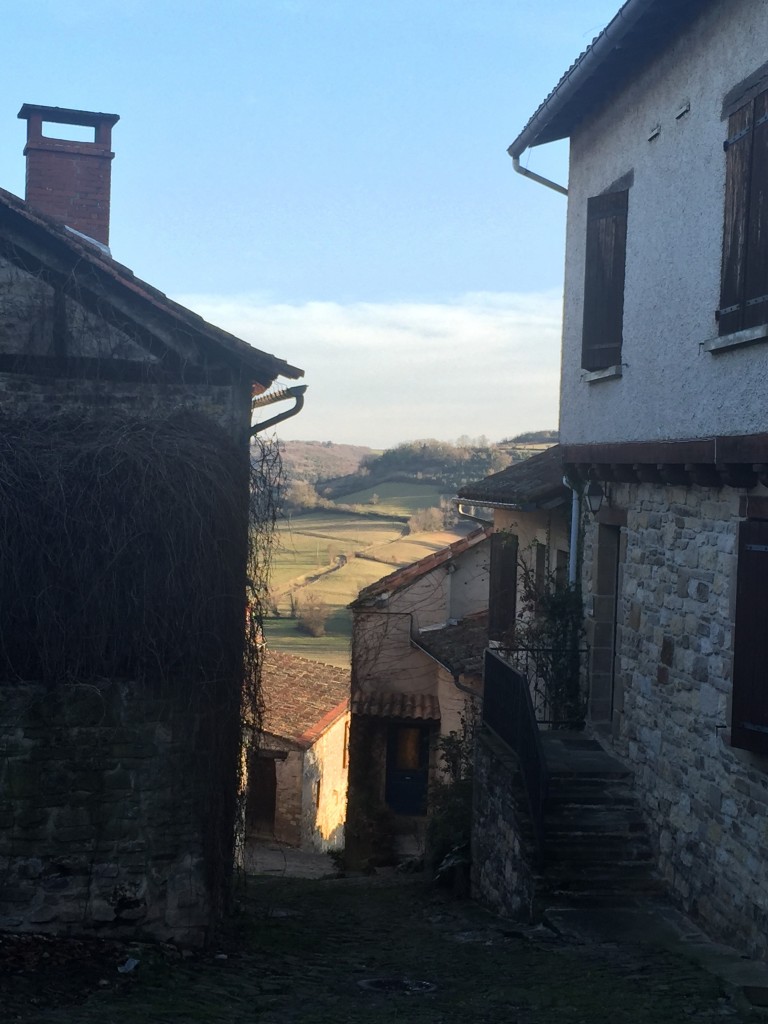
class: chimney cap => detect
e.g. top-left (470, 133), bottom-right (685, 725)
top-left (17, 104), bottom-right (120, 129)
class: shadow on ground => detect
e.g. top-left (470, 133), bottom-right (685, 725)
top-left (2, 853), bottom-right (766, 1023)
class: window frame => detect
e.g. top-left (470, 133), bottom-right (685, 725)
top-left (581, 188), bottom-right (629, 372)
top-left (718, 85), bottom-right (768, 337)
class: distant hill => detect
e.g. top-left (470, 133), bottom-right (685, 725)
top-left (280, 440), bottom-right (377, 484)
top-left (279, 434), bottom-right (558, 514)
top-left (501, 430), bottom-right (559, 445)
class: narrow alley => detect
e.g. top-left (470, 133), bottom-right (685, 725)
top-left (3, 854), bottom-right (765, 1023)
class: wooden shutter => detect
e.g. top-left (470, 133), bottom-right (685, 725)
top-left (488, 531), bottom-right (518, 641)
top-left (744, 89), bottom-right (768, 330)
top-left (581, 190), bottom-right (628, 371)
top-left (731, 518), bottom-right (768, 755)
top-left (719, 102), bottom-right (755, 336)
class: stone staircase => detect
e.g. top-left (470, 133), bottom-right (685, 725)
top-left (535, 733), bottom-right (662, 908)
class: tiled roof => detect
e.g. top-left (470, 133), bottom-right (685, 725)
top-left (458, 445), bottom-right (567, 509)
top-left (261, 650), bottom-right (349, 747)
top-left (508, 0), bottom-right (713, 155)
top-left (350, 525), bottom-right (491, 607)
top-left (414, 612), bottom-right (488, 680)
top-left (0, 187), bottom-right (303, 387)
top-left (351, 692), bottom-right (440, 721)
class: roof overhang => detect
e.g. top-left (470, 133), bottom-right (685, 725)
top-left (508, 0), bottom-right (715, 157)
top-left (351, 692), bottom-right (440, 722)
top-left (564, 434), bottom-right (768, 489)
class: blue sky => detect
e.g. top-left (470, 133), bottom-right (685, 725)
top-left (2, 0), bottom-right (620, 446)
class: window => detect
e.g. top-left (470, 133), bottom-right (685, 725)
top-left (582, 190), bottom-right (628, 371)
top-left (718, 87), bottom-right (768, 336)
top-left (731, 518), bottom-right (768, 755)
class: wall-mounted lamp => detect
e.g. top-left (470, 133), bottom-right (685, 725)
top-left (585, 480), bottom-right (605, 516)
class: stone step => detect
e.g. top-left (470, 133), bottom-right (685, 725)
top-left (546, 781), bottom-right (638, 800)
top-left (542, 853), bottom-right (658, 880)
top-left (547, 768), bottom-right (633, 784)
top-left (548, 831), bottom-right (655, 856)
top-left (545, 806), bottom-right (648, 829)
top-left (539, 883), bottom-right (666, 909)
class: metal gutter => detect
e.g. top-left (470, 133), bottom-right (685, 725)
top-left (250, 384), bottom-right (307, 435)
top-left (508, 0), bottom-right (658, 159)
top-left (511, 155), bottom-right (568, 197)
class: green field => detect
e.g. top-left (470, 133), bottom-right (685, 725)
top-left (266, 510), bottom-right (474, 667)
top-left (271, 512), bottom-right (406, 590)
top-left (334, 480), bottom-right (445, 517)
top-left (263, 612), bottom-right (352, 668)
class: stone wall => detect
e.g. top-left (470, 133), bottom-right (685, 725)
top-left (584, 481), bottom-right (768, 958)
top-left (472, 729), bottom-right (537, 921)
top-left (273, 751), bottom-right (303, 847)
top-left (0, 681), bottom-right (219, 946)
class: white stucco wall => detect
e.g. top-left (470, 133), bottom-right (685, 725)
top-left (447, 542), bottom-right (491, 621)
top-left (302, 711), bottom-right (349, 852)
top-left (560, 0), bottom-right (768, 445)
top-left (493, 507), bottom-right (570, 612)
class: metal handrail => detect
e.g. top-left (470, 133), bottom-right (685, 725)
top-left (502, 644), bottom-right (589, 730)
top-left (482, 648), bottom-right (548, 849)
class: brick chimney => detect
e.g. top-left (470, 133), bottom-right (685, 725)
top-left (17, 104), bottom-right (120, 247)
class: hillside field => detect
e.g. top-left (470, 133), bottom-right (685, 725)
top-left (266, 510), bottom-right (474, 666)
top-left (332, 480), bottom-right (445, 516)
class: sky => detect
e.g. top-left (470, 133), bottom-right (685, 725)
top-left (1, 0), bottom-right (621, 448)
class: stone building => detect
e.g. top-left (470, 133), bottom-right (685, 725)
top-left (504, 0), bottom-right (768, 957)
top-left (0, 104), bottom-right (303, 944)
top-left (247, 651), bottom-right (349, 852)
top-left (345, 527), bottom-right (491, 862)
top-left (458, 446), bottom-right (572, 644)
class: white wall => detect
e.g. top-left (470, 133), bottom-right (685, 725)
top-left (448, 542), bottom-right (491, 621)
top-left (302, 712), bottom-right (349, 852)
top-left (560, 0), bottom-right (768, 445)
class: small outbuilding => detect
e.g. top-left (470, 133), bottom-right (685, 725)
top-left (248, 651), bottom-right (350, 852)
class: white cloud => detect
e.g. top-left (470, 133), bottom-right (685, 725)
top-left (175, 291), bottom-right (563, 448)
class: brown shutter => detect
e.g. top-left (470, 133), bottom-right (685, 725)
top-left (488, 531), bottom-right (518, 641)
top-left (719, 102), bottom-right (754, 336)
top-left (731, 518), bottom-right (768, 755)
top-left (581, 190), bottom-right (628, 371)
top-left (743, 90), bottom-right (768, 330)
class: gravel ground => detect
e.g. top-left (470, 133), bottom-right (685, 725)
top-left (1, 871), bottom-right (762, 1023)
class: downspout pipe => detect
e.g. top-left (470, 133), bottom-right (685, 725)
top-left (563, 476), bottom-right (580, 587)
top-left (250, 384), bottom-right (307, 436)
top-left (511, 154), bottom-right (568, 197)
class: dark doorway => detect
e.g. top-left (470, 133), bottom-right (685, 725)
top-left (385, 724), bottom-right (430, 816)
top-left (246, 756), bottom-right (277, 834)
top-left (589, 523), bottom-right (622, 725)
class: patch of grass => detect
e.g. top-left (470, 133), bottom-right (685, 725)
top-left (271, 512), bottom-right (405, 590)
top-left (264, 613), bottom-right (351, 667)
top-left (335, 481), bottom-right (445, 517)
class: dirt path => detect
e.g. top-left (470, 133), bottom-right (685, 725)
top-left (3, 871), bottom-right (763, 1023)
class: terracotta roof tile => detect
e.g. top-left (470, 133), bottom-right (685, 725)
top-left (350, 525), bottom-right (491, 607)
top-left (261, 650), bottom-right (349, 745)
top-left (351, 692), bottom-right (440, 721)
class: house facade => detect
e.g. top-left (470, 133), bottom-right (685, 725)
top-left (345, 527), bottom-right (491, 862)
top-left (0, 105), bottom-right (303, 944)
top-left (458, 446), bottom-right (571, 632)
top-left (247, 651), bottom-right (349, 853)
top-left (509, 0), bottom-right (768, 956)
